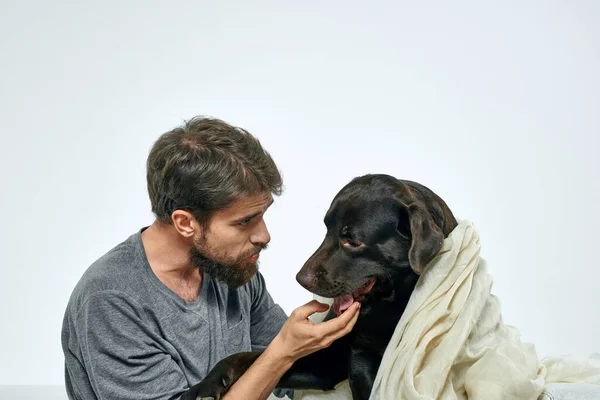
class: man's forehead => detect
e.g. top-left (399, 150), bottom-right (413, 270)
top-left (221, 193), bottom-right (274, 215)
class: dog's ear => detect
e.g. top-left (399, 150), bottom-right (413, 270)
top-left (403, 203), bottom-right (445, 275)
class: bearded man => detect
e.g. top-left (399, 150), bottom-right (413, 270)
top-left (61, 116), bottom-right (359, 400)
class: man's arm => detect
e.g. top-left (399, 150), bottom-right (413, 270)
top-left (221, 346), bottom-right (293, 400)
top-left (183, 300), bottom-right (360, 400)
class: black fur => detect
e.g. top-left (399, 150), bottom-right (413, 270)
top-left (182, 174), bottom-right (457, 400)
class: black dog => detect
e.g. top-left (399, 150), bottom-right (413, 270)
top-left (182, 174), bottom-right (457, 400)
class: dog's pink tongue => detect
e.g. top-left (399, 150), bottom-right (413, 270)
top-left (333, 295), bottom-right (355, 316)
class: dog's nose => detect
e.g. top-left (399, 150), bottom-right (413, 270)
top-left (296, 268), bottom-right (328, 290)
top-left (296, 271), bottom-right (317, 290)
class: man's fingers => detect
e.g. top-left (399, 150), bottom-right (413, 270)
top-left (292, 300), bottom-right (331, 320)
top-left (329, 303), bottom-right (360, 340)
top-left (316, 302), bottom-right (360, 345)
top-left (317, 301), bottom-right (360, 333)
top-left (322, 304), bottom-right (360, 347)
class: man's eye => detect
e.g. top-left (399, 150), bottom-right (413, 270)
top-left (239, 218), bottom-right (252, 226)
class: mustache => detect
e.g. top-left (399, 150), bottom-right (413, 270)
top-left (189, 242), bottom-right (268, 289)
top-left (237, 243), bottom-right (268, 262)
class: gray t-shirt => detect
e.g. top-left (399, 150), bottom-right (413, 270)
top-left (61, 228), bottom-right (289, 400)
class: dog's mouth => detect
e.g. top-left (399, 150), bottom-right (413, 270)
top-left (333, 277), bottom-right (376, 316)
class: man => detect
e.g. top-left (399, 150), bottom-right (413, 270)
top-left (61, 116), bottom-right (360, 400)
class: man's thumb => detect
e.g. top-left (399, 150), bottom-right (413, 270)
top-left (294, 300), bottom-right (330, 319)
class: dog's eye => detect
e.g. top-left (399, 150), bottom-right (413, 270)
top-left (342, 239), bottom-right (364, 248)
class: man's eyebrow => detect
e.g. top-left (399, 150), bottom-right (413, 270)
top-left (236, 198), bottom-right (274, 222)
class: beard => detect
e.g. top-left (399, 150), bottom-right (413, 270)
top-left (189, 237), bottom-right (267, 289)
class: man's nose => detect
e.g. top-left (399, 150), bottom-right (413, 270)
top-left (250, 218), bottom-right (271, 246)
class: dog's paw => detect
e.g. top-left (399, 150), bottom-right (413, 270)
top-left (184, 352), bottom-right (261, 400)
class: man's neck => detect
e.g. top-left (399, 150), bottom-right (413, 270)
top-left (141, 221), bottom-right (203, 302)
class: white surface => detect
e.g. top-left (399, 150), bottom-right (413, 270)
top-left (0, 386), bottom-right (67, 400)
top-left (1, 0), bottom-right (599, 388)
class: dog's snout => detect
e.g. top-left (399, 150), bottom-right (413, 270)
top-left (296, 269), bottom-right (327, 290)
top-left (296, 271), bottom-right (315, 290)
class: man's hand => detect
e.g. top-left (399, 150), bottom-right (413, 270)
top-left (216, 300), bottom-right (361, 400)
top-left (267, 299), bottom-right (361, 364)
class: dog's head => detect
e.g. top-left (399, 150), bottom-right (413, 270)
top-left (296, 174), bottom-right (457, 315)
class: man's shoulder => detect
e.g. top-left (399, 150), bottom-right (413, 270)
top-left (66, 230), bottom-right (146, 315)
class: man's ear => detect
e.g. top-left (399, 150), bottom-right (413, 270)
top-left (171, 210), bottom-right (198, 238)
top-left (404, 203), bottom-right (444, 275)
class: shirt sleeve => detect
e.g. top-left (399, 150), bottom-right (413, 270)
top-left (247, 272), bottom-right (289, 351)
top-left (74, 291), bottom-right (189, 400)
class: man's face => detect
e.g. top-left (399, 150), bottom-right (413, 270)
top-left (189, 192), bottom-right (274, 288)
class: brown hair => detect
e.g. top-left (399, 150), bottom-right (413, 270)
top-left (146, 116), bottom-right (283, 225)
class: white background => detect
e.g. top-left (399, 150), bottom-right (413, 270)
top-left (1, 0), bottom-right (598, 393)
